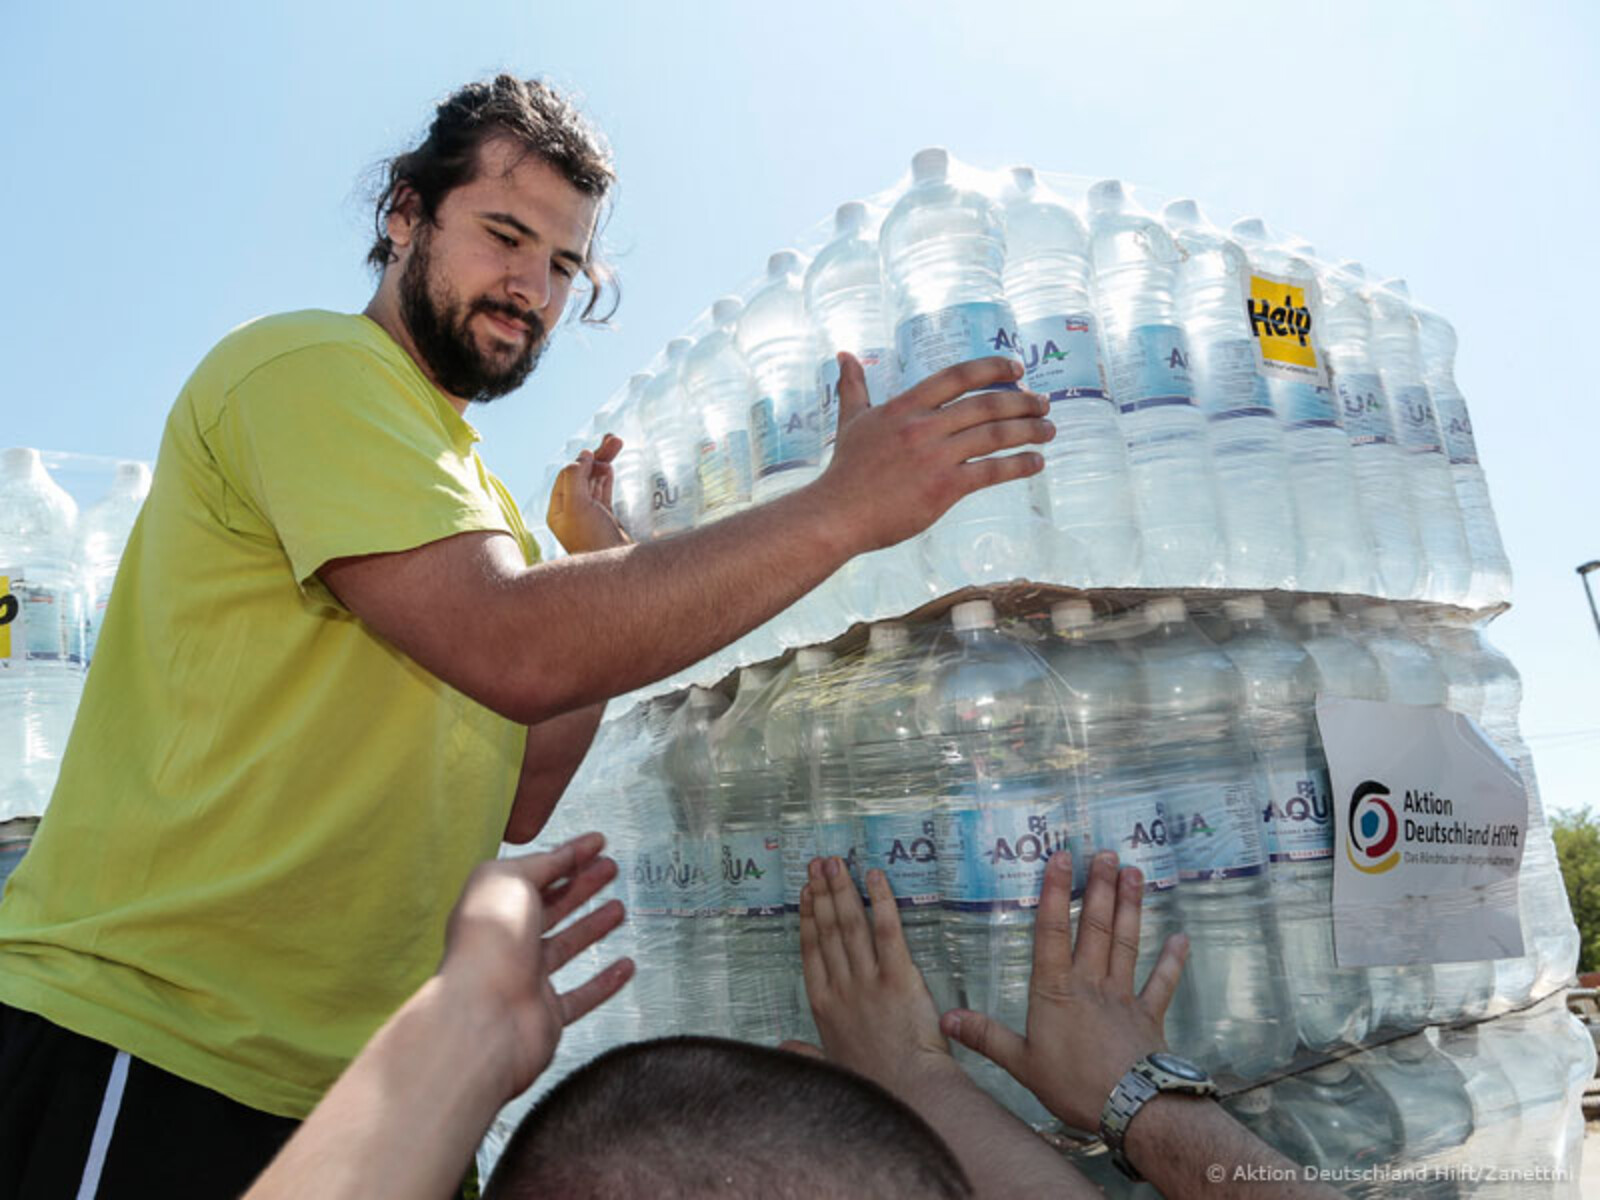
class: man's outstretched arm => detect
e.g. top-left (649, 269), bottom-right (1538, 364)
top-left (244, 834), bottom-right (632, 1200)
top-left (321, 355), bottom-right (1052, 726)
top-left (796, 857), bottom-right (1098, 1200)
top-left (942, 851), bottom-right (1342, 1200)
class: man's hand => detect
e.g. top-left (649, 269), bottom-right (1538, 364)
top-left (941, 850), bottom-right (1188, 1133)
top-left (797, 858), bottom-right (955, 1093)
top-left (816, 353), bottom-right (1053, 555)
top-left (439, 831), bottom-right (634, 1102)
top-left (548, 433), bottom-right (630, 554)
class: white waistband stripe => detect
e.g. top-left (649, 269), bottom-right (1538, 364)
top-left (75, 1049), bottom-right (130, 1200)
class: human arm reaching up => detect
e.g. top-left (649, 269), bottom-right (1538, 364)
top-left (245, 833), bottom-right (633, 1200)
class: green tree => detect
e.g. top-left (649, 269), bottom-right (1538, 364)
top-left (1551, 808), bottom-right (1600, 975)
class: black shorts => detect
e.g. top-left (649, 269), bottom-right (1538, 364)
top-left (0, 1002), bottom-right (299, 1200)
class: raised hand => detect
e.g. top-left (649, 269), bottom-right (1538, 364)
top-left (547, 433), bottom-right (630, 554)
top-left (940, 850), bottom-right (1188, 1133)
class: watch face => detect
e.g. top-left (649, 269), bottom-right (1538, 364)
top-left (1149, 1052), bottom-right (1208, 1082)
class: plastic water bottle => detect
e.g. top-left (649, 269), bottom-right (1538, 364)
top-left (609, 375), bottom-right (652, 543)
top-left (0, 447), bottom-right (84, 821)
top-left (1223, 1086), bottom-right (1322, 1170)
top-left (1163, 200), bottom-right (1296, 590)
top-left (1274, 1060), bottom-right (1404, 1175)
top-left (844, 622), bottom-right (956, 1012)
top-left (1229, 219), bottom-right (1376, 595)
top-left (1319, 261), bottom-right (1425, 599)
top-left (1087, 181), bottom-right (1224, 588)
top-left (880, 148), bottom-right (1043, 593)
top-left (660, 686), bottom-right (733, 1033)
top-left (1369, 280), bottom-right (1472, 604)
top-left (1038, 599), bottom-right (1175, 989)
top-left (685, 297), bottom-right (756, 525)
top-left (708, 665), bottom-right (793, 1042)
top-left (918, 599), bottom-right (1076, 1125)
top-left (740, 250), bottom-right (821, 506)
top-left (1218, 594), bottom-right (1372, 1050)
top-left (1365, 1035), bottom-right (1475, 1170)
top-left (806, 200), bottom-right (926, 623)
top-left (1133, 597), bottom-right (1294, 1078)
top-left (1416, 307), bottom-right (1512, 609)
top-left (76, 460), bottom-right (150, 667)
top-left (639, 340), bottom-right (699, 539)
top-left (1002, 168), bottom-right (1139, 587)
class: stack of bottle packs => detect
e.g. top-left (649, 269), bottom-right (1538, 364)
top-left (501, 151), bottom-right (1588, 1193)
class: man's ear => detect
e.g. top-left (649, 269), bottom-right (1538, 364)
top-left (386, 184), bottom-right (423, 251)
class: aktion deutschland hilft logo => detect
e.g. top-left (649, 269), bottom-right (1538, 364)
top-left (1346, 780), bottom-right (1401, 875)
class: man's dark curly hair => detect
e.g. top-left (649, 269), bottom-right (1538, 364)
top-left (367, 74), bottom-right (618, 324)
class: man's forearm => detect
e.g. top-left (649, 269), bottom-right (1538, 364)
top-left (1124, 1095), bottom-right (1342, 1200)
top-left (505, 702), bottom-right (607, 844)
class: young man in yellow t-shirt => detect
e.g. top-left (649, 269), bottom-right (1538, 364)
top-left (0, 74), bottom-right (1053, 1196)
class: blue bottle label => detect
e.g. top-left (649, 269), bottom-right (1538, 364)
top-left (664, 834), bottom-right (722, 918)
top-left (629, 843), bottom-right (710, 917)
top-left (1268, 377), bottom-right (1343, 431)
top-left (862, 812), bottom-right (942, 909)
top-left (937, 803), bottom-right (1071, 912)
top-left (1435, 395), bottom-right (1480, 466)
top-left (1091, 795), bottom-right (1179, 893)
top-left (721, 830), bottom-right (786, 916)
top-left (4, 581), bottom-right (75, 664)
top-left (1259, 763), bottom-right (1334, 864)
top-left (1016, 313), bottom-right (1110, 405)
top-left (1163, 780), bottom-right (1266, 882)
top-left (750, 389), bottom-right (822, 478)
top-left (1108, 324), bottom-right (1196, 414)
top-left (782, 819), bottom-right (864, 910)
top-left (1392, 384), bottom-right (1444, 456)
top-left (1191, 337), bottom-right (1275, 423)
top-left (695, 429), bottom-right (753, 513)
top-left (817, 346), bottom-right (896, 444)
top-left (894, 301), bottom-right (1023, 393)
top-left (1335, 372), bottom-right (1394, 446)
top-left (650, 469), bottom-right (689, 526)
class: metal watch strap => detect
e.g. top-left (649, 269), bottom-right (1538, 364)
top-left (1100, 1068), bottom-right (1160, 1181)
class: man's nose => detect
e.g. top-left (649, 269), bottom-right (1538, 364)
top-left (507, 253), bottom-right (554, 314)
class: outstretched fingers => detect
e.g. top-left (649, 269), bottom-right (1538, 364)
top-left (1138, 932), bottom-right (1190, 1022)
top-left (1073, 851), bottom-right (1121, 978)
top-left (1106, 866), bottom-right (1145, 994)
top-left (556, 957), bottom-right (635, 1027)
top-left (542, 898), bottom-right (625, 976)
top-left (939, 1007), bottom-right (1028, 1079)
top-left (1029, 850), bottom-right (1077, 986)
top-left (834, 352), bottom-right (870, 427)
top-left (798, 879), bottom-right (830, 998)
top-left (808, 858), bottom-right (854, 985)
top-left (864, 869), bottom-right (913, 971)
top-left (539, 854), bottom-right (619, 931)
top-left (902, 356), bottom-right (1024, 411)
top-left (824, 857), bottom-right (878, 978)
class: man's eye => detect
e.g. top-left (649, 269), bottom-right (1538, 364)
top-left (490, 229), bottom-right (518, 248)
top-left (554, 262), bottom-right (576, 281)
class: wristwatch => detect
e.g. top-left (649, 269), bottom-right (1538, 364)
top-left (1100, 1051), bottom-right (1217, 1181)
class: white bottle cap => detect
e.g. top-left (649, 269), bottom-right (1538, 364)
top-left (1009, 165), bottom-right (1037, 192)
top-left (711, 296), bottom-right (743, 327)
top-left (950, 599), bottom-right (996, 632)
top-left (665, 337), bottom-right (693, 361)
top-left (1232, 1089), bottom-right (1272, 1117)
top-left (1, 446), bottom-right (41, 475)
top-left (687, 685), bottom-right (720, 709)
top-left (868, 621), bottom-right (910, 652)
top-left (1222, 594), bottom-right (1267, 622)
top-left (1362, 604), bottom-right (1401, 628)
top-left (796, 647), bottom-right (836, 672)
top-left (738, 664), bottom-right (775, 692)
top-left (1230, 216), bottom-right (1268, 242)
top-left (1383, 277), bottom-right (1412, 299)
top-left (767, 249), bottom-right (802, 278)
top-left (834, 201), bottom-right (868, 233)
top-left (1294, 598), bottom-right (1333, 626)
top-left (1162, 198), bottom-right (1202, 229)
top-left (911, 147), bottom-right (949, 185)
top-left (1086, 179), bottom-right (1125, 213)
top-left (1144, 596), bottom-right (1187, 625)
top-left (1049, 599), bottom-right (1094, 633)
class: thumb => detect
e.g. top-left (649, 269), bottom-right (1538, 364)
top-left (778, 1039), bottom-right (827, 1060)
top-left (834, 351), bottom-right (869, 428)
top-left (939, 1009), bottom-right (1028, 1080)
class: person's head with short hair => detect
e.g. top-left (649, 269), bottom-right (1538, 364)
top-left (484, 1037), bottom-right (974, 1199)
top-left (366, 75), bottom-right (618, 405)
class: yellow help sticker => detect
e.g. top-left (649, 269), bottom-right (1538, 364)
top-left (0, 571), bottom-right (19, 666)
top-left (1247, 272), bottom-right (1324, 381)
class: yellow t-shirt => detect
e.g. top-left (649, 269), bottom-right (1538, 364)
top-left (0, 310), bottom-right (538, 1118)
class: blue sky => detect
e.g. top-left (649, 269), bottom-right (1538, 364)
top-left (4, 1), bottom-right (1596, 814)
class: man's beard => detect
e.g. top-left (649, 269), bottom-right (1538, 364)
top-left (398, 227), bottom-right (548, 403)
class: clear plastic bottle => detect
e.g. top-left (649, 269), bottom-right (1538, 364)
top-left (609, 374), bottom-right (653, 543)
top-left (1039, 599), bottom-right (1175, 990)
top-left (918, 598), bottom-right (1077, 1124)
top-left (1369, 280), bottom-right (1472, 604)
top-left (639, 339), bottom-right (699, 539)
top-left (1223, 1086), bottom-right (1323, 1170)
top-left (1163, 200), bottom-right (1296, 590)
top-left (1133, 597), bottom-right (1295, 1078)
top-left (1319, 260), bottom-right (1425, 599)
top-left (1274, 1060), bottom-right (1405, 1176)
top-left (708, 665), bottom-right (793, 1042)
top-left (740, 250), bottom-right (821, 506)
top-left (1364, 1034), bottom-right (1475, 1171)
top-left (805, 201), bottom-right (920, 626)
top-left (0, 447), bottom-right (84, 821)
top-left (686, 297), bottom-right (756, 525)
top-left (1088, 180), bottom-right (1224, 588)
top-left (1003, 168), bottom-right (1139, 587)
top-left (1416, 307), bottom-right (1512, 609)
top-left (880, 148), bottom-right (1043, 593)
top-left (1229, 219), bottom-right (1376, 595)
top-left (844, 622), bottom-right (955, 1011)
top-left (76, 460), bottom-right (150, 667)
top-left (1219, 594), bottom-right (1371, 1050)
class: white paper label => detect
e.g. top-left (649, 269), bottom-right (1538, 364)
top-left (1317, 698), bottom-right (1526, 967)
